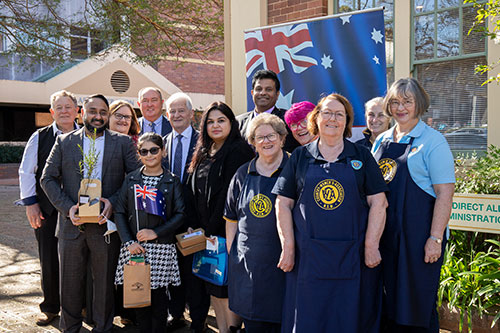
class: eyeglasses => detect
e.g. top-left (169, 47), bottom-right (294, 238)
top-left (138, 147), bottom-right (161, 156)
top-left (254, 133), bottom-right (278, 143)
top-left (113, 113), bottom-right (132, 121)
top-left (289, 119), bottom-right (307, 131)
top-left (319, 111), bottom-right (346, 120)
top-left (390, 99), bottom-right (414, 109)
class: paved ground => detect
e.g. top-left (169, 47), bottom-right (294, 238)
top-left (0, 163), bottom-right (218, 332)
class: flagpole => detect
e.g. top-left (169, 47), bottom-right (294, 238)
top-left (134, 185), bottom-right (140, 233)
top-left (244, 6), bottom-right (384, 33)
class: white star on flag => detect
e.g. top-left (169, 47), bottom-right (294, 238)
top-left (276, 89), bottom-right (295, 110)
top-left (340, 15), bottom-right (351, 25)
top-left (372, 55), bottom-right (380, 64)
top-left (321, 54), bottom-right (333, 69)
top-left (371, 28), bottom-right (384, 44)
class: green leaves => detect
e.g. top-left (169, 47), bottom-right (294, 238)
top-left (78, 128), bottom-right (100, 182)
top-left (455, 145), bottom-right (500, 195)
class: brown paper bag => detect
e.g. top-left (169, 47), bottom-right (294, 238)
top-left (123, 264), bottom-right (151, 308)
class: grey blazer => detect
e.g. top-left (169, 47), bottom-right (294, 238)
top-left (40, 128), bottom-right (140, 240)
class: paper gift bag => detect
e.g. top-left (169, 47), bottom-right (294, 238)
top-left (123, 263), bottom-right (151, 308)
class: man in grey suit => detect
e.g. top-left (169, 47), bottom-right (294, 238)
top-left (162, 92), bottom-right (210, 333)
top-left (137, 86), bottom-right (173, 136)
top-left (41, 94), bottom-right (140, 333)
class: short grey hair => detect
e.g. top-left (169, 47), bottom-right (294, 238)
top-left (383, 78), bottom-right (430, 118)
top-left (165, 92), bottom-right (193, 111)
top-left (50, 90), bottom-right (78, 109)
top-left (246, 113), bottom-right (287, 146)
top-left (364, 97), bottom-right (384, 114)
top-left (138, 87), bottom-right (163, 101)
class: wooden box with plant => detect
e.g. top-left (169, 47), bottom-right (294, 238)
top-left (76, 129), bottom-right (102, 223)
top-left (439, 145), bottom-right (500, 333)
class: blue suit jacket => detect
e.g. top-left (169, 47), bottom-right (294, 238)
top-left (139, 115), bottom-right (172, 137)
top-left (163, 127), bottom-right (199, 184)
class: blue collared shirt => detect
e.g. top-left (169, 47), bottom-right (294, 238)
top-left (372, 120), bottom-right (455, 197)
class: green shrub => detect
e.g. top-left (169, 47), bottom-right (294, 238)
top-left (0, 145), bottom-right (25, 163)
top-left (438, 145), bottom-right (500, 332)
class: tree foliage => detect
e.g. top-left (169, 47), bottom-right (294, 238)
top-left (465, 0), bottom-right (500, 85)
top-left (0, 0), bottom-right (224, 67)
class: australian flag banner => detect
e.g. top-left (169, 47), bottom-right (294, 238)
top-left (244, 8), bottom-right (387, 127)
top-left (134, 184), bottom-right (166, 220)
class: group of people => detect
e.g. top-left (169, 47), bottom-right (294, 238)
top-left (17, 68), bottom-right (455, 333)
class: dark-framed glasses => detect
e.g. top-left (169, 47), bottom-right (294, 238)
top-left (138, 147), bottom-right (161, 156)
top-left (390, 99), bottom-right (414, 109)
top-left (113, 113), bottom-right (132, 121)
top-left (255, 133), bottom-right (278, 143)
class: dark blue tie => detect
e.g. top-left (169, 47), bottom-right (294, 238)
top-left (148, 122), bottom-right (156, 134)
top-left (173, 134), bottom-right (183, 178)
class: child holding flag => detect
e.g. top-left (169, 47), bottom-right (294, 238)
top-left (114, 132), bottom-right (185, 333)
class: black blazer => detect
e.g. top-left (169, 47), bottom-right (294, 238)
top-left (163, 127), bottom-right (199, 184)
top-left (186, 139), bottom-right (254, 237)
top-left (114, 167), bottom-right (185, 244)
top-left (236, 107), bottom-right (299, 153)
top-left (139, 115), bottom-right (173, 137)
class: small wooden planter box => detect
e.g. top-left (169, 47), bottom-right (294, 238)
top-left (439, 304), bottom-right (500, 333)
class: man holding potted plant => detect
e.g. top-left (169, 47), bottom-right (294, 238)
top-left (41, 94), bottom-right (140, 333)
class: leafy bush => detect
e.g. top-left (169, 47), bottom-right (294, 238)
top-left (438, 145), bottom-right (500, 332)
top-left (0, 145), bottom-right (25, 163)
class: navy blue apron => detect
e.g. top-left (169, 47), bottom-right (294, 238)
top-left (228, 164), bottom-right (285, 323)
top-left (282, 157), bottom-right (379, 333)
top-left (374, 138), bottom-right (446, 330)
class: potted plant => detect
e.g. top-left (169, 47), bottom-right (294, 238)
top-left (76, 128), bottom-right (102, 223)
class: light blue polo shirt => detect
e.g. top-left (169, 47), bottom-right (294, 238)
top-left (372, 120), bottom-right (455, 198)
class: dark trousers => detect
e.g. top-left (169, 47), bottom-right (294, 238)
top-left (135, 287), bottom-right (168, 333)
top-left (58, 225), bottom-right (120, 333)
top-left (167, 250), bottom-right (187, 319)
top-left (34, 212), bottom-right (60, 314)
top-left (174, 253), bottom-right (210, 330)
top-left (243, 319), bottom-right (281, 333)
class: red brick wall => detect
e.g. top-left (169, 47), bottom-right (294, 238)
top-left (157, 60), bottom-right (224, 95)
top-left (268, 0), bottom-right (328, 24)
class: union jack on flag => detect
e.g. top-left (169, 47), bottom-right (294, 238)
top-left (245, 24), bottom-right (318, 77)
top-left (134, 184), bottom-right (166, 220)
top-left (244, 9), bottom-right (388, 132)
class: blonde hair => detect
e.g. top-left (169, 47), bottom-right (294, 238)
top-left (246, 113), bottom-right (287, 146)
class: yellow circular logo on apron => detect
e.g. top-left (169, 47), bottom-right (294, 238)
top-left (378, 158), bottom-right (397, 183)
top-left (249, 194), bottom-right (272, 218)
top-left (313, 179), bottom-right (344, 210)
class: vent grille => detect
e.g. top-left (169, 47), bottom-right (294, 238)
top-left (110, 70), bottom-right (130, 93)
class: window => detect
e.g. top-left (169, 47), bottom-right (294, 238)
top-left (334, 1), bottom-right (394, 85)
top-left (70, 27), bottom-right (107, 59)
top-left (413, 1), bottom-right (487, 153)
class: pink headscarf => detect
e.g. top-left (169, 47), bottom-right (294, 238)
top-left (284, 101), bottom-right (316, 127)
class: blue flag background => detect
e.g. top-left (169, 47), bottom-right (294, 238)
top-left (245, 9), bottom-right (387, 127)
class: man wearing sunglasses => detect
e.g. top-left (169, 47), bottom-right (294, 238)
top-left (41, 94), bottom-right (140, 333)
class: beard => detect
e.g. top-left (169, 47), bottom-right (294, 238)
top-left (84, 119), bottom-right (106, 134)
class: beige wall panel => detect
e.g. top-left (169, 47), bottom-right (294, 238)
top-left (487, 19), bottom-right (500, 147)
top-left (393, 0), bottom-right (411, 80)
top-left (228, 0), bottom-right (267, 115)
top-left (0, 80), bottom-right (46, 105)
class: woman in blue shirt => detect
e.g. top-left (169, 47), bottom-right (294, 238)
top-left (372, 78), bottom-right (455, 332)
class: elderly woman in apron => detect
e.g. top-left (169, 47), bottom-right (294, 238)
top-left (273, 93), bottom-right (388, 332)
top-left (372, 78), bottom-right (455, 332)
top-left (224, 113), bottom-right (290, 333)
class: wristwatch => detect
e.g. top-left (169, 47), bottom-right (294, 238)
top-left (429, 235), bottom-right (442, 244)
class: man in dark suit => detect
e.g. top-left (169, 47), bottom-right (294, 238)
top-left (41, 94), bottom-right (140, 333)
top-left (162, 92), bottom-right (210, 333)
top-left (17, 90), bottom-right (79, 326)
top-left (137, 86), bottom-right (172, 136)
top-left (236, 69), bottom-right (299, 153)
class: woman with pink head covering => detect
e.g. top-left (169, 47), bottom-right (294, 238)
top-left (284, 101), bottom-right (317, 146)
